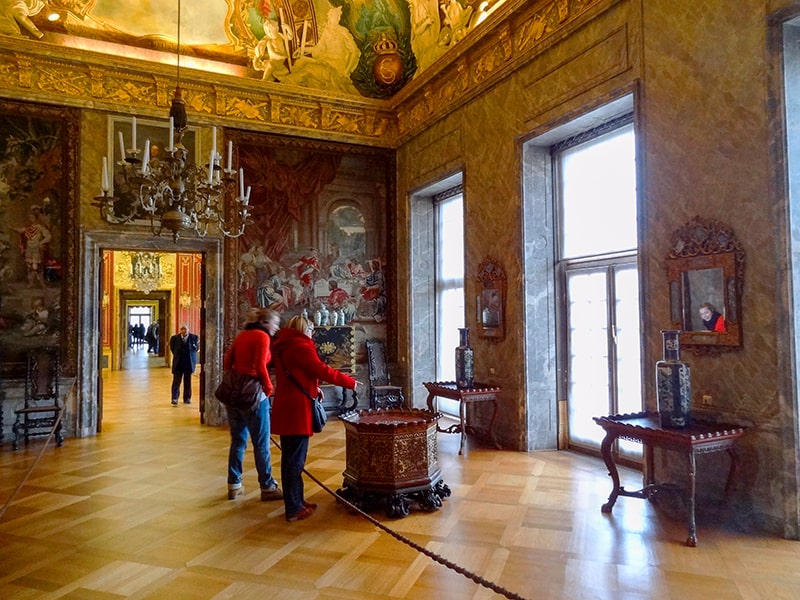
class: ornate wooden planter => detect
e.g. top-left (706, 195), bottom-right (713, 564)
top-left (337, 408), bottom-right (451, 518)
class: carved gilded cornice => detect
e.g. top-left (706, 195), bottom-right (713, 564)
top-left (390, 0), bottom-right (610, 145)
top-left (0, 36), bottom-right (396, 147)
top-left (0, 0), bottom-right (611, 149)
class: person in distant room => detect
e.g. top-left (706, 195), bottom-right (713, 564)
top-left (169, 323), bottom-right (199, 405)
top-left (223, 307), bottom-right (282, 501)
top-left (145, 321), bottom-right (159, 353)
top-left (271, 315), bottom-right (361, 522)
top-left (698, 302), bottom-right (726, 332)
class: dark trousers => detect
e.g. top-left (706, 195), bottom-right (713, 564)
top-left (279, 434), bottom-right (309, 515)
top-left (171, 370), bottom-right (192, 401)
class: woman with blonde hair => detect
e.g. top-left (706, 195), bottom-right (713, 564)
top-left (271, 314), bottom-right (360, 521)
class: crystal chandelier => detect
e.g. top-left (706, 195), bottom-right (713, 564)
top-left (129, 252), bottom-right (164, 294)
top-left (93, 0), bottom-right (251, 242)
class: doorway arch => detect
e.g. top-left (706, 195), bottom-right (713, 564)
top-left (77, 231), bottom-right (225, 438)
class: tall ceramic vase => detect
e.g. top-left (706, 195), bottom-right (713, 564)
top-left (455, 327), bottom-right (474, 389)
top-left (656, 330), bottom-right (691, 428)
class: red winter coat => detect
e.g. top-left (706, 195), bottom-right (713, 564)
top-left (223, 325), bottom-right (274, 396)
top-left (271, 327), bottom-right (355, 436)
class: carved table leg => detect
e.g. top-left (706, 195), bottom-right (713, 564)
top-left (686, 450), bottom-right (698, 547)
top-left (458, 397), bottom-right (467, 455)
top-left (488, 397), bottom-right (501, 449)
top-left (600, 432), bottom-right (621, 513)
top-left (426, 391), bottom-right (436, 413)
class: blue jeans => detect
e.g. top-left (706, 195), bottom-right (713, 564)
top-left (280, 434), bottom-right (309, 515)
top-left (226, 394), bottom-right (277, 490)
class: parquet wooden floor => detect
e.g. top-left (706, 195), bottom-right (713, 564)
top-left (2, 348), bottom-right (800, 599)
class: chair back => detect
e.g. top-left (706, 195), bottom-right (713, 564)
top-left (366, 339), bottom-right (391, 386)
top-left (27, 346), bottom-right (59, 402)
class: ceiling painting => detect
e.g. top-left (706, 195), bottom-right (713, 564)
top-left (0, 0), bottom-right (506, 99)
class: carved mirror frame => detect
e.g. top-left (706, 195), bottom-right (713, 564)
top-left (666, 217), bottom-right (744, 354)
top-left (477, 257), bottom-right (506, 341)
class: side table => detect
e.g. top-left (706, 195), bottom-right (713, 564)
top-left (593, 411), bottom-right (747, 547)
top-left (424, 381), bottom-right (501, 454)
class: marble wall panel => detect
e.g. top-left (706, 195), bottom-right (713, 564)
top-left (397, 0), bottom-right (800, 536)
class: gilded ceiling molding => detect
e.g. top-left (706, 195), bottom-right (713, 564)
top-left (392, 0), bottom-right (606, 144)
top-left (0, 0), bottom-right (607, 148)
top-left (0, 39), bottom-right (396, 147)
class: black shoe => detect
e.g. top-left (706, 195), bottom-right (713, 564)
top-left (171, 399), bottom-right (178, 406)
top-left (183, 400), bottom-right (191, 404)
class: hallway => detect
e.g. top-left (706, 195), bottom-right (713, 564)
top-left (2, 367), bottom-right (800, 598)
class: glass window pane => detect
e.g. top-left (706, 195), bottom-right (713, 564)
top-left (561, 125), bottom-right (636, 258)
top-left (615, 266), bottom-right (643, 459)
top-left (435, 195), bottom-right (464, 415)
top-left (615, 266), bottom-right (642, 415)
top-left (567, 271), bottom-right (609, 446)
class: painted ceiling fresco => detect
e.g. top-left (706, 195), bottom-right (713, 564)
top-left (0, 0), bottom-right (506, 99)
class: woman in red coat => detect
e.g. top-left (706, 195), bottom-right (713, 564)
top-left (272, 314), bottom-right (360, 521)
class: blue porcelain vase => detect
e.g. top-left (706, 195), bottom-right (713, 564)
top-left (656, 330), bottom-right (691, 428)
top-left (455, 327), bottom-right (474, 389)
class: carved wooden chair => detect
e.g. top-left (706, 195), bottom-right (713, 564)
top-left (13, 346), bottom-right (63, 450)
top-left (365, 339), bottom-right (404, 409)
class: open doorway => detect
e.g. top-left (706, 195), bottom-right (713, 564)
top-left (97, 249), bottom-right (205, 431)
top-left (119, 289), bottom-right (171, 370)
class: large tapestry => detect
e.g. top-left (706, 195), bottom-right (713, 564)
top-left (0, 101), bottom-right (78, 378)
top-left (223, 132), bottom-right (393, 339)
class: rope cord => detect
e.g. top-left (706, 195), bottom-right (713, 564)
top-left (0, 410), bottom-right (63, 521)
top-left (270, 435), bottom-right (529, 600)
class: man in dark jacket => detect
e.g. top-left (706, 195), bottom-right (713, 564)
top-left (169, 323), bottom-right (199, 405)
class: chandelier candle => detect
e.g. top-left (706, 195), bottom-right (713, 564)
top-left (101, 157), bottom-right (109, 192)
top-left (142, 139), bottom-right (150, 173)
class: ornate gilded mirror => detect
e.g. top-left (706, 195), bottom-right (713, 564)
top-left (477, 257), bottom-right (506, 341)
top-left (666, 217), bottom-right (744, 353)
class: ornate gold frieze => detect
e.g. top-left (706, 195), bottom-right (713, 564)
top-left (0, 39), bottom-right (395, 146)
top-left (393, 0), bottom-right (605, 143)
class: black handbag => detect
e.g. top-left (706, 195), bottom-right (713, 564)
top-left (214, 370), bottom-right (262, 413)
top-left (310, 390), bottom-right (327, 433)
top-left (284, 368), bottom-right (327, 432)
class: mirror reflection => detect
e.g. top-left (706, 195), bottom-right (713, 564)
top-left (683, 267), bottom-right (725, 331)
top-left (665, 217), bottom-right (744, 354)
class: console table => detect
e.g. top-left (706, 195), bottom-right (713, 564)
top-left (424, 381), bottom-right (501, 454)
top-left (593, 411), bottom-right (747, 547)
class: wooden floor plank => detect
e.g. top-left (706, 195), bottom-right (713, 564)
top-left (2, 348), bottom-right (800, 599)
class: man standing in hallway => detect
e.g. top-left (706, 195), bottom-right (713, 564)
top-left (170, 324), bottom-right (199, 405)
